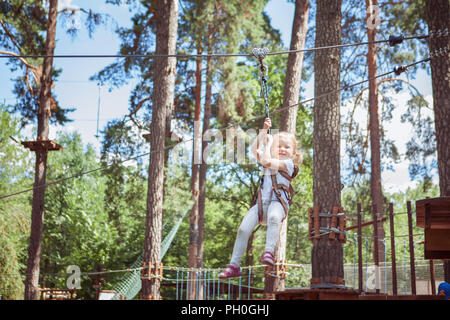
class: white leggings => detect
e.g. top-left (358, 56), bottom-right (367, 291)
top-left (230, 201), bottom-right (285, 267)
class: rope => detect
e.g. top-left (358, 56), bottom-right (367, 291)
top-left (110, 208), bottom-right (188, 300)
top-left (1, 29), bottom-right (447, 60)
top-left (46, 261), bottom-right (302, 280)
top-left (1, 45), bottom-right (448, 201)
top-left (252, 47), bottom-right (270, 119)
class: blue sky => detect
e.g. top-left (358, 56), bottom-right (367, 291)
top-left (0, 0), bottom-right (436, 192)
top-left (0, 0), bottom-right (299, 150)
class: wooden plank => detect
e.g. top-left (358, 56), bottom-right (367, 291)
top-left (308, 207), bottom-right (313, 241)
top-left (318, 291), bottom-right (358, 300)
top-left (274, 290), bottom-right (446, 300)
top-left (358, 294), bottom-right (388, 300)
top-left (416, 197), bottom-right (450, 229)
top-left (357, 203), bottom-right (363, 292)
top-left (425, 229), bottom-right (450, 251)
top-left (274, 288), bottom-right (360, 300)
top-left (388, 203), bottom-right (397, 295)
top-left (313, 206), bottom-right (320, 240)
top-left (22, 140), bottom-right (63, 152)
top-left (338, 206), bottom-right (346, 243)
top-left (345, 217), bottom-right (386, 231)
top-left (386, 295), bottom-right (445, 300)
top-left (425, 251), bottom-right (450, 259)
top-left (329, 206), bottom-right (338, 240)
top-left (372, 203), bottom-right (380, 294)
top-left (430, 260), bottom-right (436, 295)
top-left (425, 228), bottom-right (450, 259)
top-left (407, 201), bottom-right (416, 295)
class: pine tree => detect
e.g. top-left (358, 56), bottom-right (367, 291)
top-left (142, 0), bottom-right (179, 300)
top-left (311, 0), bottom-right (344, 287)
top-left (424, 0), bottom-right (450, 283)
top-left (23, 0), bottom-right (59, 300)
top-left (268, 0), bottom-right (310, 295)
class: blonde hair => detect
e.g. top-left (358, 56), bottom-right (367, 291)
top-left (272, 131), bottom-right (303, 167)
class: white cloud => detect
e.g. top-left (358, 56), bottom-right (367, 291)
top-left (340, 87), bottom-right (437, 193)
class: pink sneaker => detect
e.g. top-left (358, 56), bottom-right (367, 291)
top-left (219, 265), bottom-right (242, 279)
top-left (259, 251), bottom-right (275, 266)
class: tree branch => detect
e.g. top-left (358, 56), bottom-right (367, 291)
top-left (128, 97), bottom-right (151, 130)
top-left (0, 50), bottom-right (41, 95)
top-left (131, 1), bottom-right (156, 51)
top-left (0, 19), bottom-right (23, 54)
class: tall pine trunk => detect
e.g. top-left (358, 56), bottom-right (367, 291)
top-left (266, 0), bottom-right (309, 296)
top-left (365, 0), bottom-right (385, 271)
top-left (311, 0), bottom-right (344, 287)
top-left (280, 0), bottom-right (310, 133)
top-left (424, 0), bottom-right (450, 282)
top-left (187, 46), bottom-right (202, 300)
top-left (24, 0), bottom-right (58, 300)
top-left (142, 0), bottom-right (178, 300)
top-left (197, 30), bottom-right (214, 300)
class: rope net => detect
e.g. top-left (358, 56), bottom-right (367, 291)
top-left (110, 209), bottom-right (188, 300)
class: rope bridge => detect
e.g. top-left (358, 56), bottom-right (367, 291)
top-left (110, 209), bottom-right (189, 300)
top-left (114, 262), bottom-right (305, 300)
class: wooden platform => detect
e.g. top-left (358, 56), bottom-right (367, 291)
top-left (22, 140), bottom-right (63, 152)
top-left (416, 197), bottom-right (450, 259)
top-left (416, 197), bottom-right (450, 229)
top-left (274, 288), bottom-right (446, 300)
top-left (275, 288), bottom-right (360, 300)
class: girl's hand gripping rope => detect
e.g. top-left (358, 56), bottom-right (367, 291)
top-left (263, 117), bottom-right (272, 131)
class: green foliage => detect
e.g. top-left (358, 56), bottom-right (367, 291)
top-left (40, 131), bottom-right (110, 298)
top-left (0, 106), bottom-right (32, 299)
top-left (0, 0), bottom-right (445, 300)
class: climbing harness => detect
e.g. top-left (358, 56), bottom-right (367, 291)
top-left (251, 165), bottom-right (299, 225)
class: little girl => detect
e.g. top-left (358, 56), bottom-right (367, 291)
top-left (219, 118), bottom-right (302, 279)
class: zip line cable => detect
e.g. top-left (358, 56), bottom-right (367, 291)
top-left (0, 46), bottom-right (448, 201)
top-left (234, 46), bottom-right (448, 124)
top-left (0, 29), bottom-right (447, 60)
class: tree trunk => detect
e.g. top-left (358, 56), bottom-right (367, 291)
top-left (365, 0), bottom-right (386, 269)
top-left (280, 0), bottom-right (310, 133)
top-left (187, 45), bottom-right (203, 300)
top-left (142, 0), bottom-right (178, 300)
top-left (24, 0), bottom-right (58, 300)
top-left (262, 0), bottom-right (310, 297)
top-left (424, 0), bottom-right (450, 282)
top-left (197, 30), bottom-right (214, 299)
top-left (311, 0), bottom-right (344, 287)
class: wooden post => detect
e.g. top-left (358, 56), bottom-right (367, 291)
top-left (329, 207), bottom-right (338, 240)
top-left (308, 208), bottom-right (313, 241)
top-left (388, 203), bottom-right (397, 295)
top-left (407, 201), bottom-right (417, 295)
top-left (372, 203), bottom-right (380, 294)
top-left (357, 203), bottom-right (363, 292)
top-left (338, 207), bottom-right (346, 243)
top-left (430, 259), bottom-right (436, 295)
top-left (313, 206), bottom-right (320, 240)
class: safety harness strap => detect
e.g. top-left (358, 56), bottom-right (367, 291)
top-left (252, 165), bottom-right (299, 225)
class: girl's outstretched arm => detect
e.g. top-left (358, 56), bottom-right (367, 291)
top-left (250, 118), bottom-right (271, 160)
top-left (250, 130), bottom-right (267, 159)
top-left (257, 135), bottom-right (288, 172)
